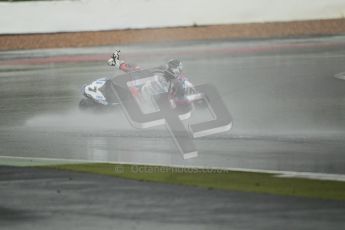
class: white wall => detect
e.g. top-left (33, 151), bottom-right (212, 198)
top-left (1, 0), bottom-right (345, 34)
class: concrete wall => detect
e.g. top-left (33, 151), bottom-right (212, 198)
top-left (1, 0), bottom-right (345, 34)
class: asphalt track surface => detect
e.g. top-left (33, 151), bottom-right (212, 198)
top-left (1, 37), bottom-right (345, 230)
top-left (1, 37), bottom-right (345, 173)
top-left (0, 166), bottom-right (344, 230)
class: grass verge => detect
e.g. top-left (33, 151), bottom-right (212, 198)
top-left (41, 163), bottom-right (345, 201)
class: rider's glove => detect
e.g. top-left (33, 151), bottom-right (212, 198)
top-left (107, 50), bottom-right (121, 67)
top-left (112, 50), bottom-right (120, 60)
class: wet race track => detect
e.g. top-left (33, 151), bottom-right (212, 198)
top-left (1, 37), bottom-right (345, 173)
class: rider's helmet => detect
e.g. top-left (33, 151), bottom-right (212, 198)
top-left (167, 59), bottom-right (183, 77)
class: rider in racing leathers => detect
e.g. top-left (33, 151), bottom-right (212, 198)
top-left (107, 50), bottom-right (187, 107)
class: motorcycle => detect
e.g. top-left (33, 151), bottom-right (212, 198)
top-left (79, 66), bottom-right (204, 113)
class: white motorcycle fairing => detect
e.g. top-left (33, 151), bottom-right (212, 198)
top-left (82, 78), bottom-right (108, 105)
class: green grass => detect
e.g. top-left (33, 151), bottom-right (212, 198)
top-left (41, 163), bottom-right (345, 201)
